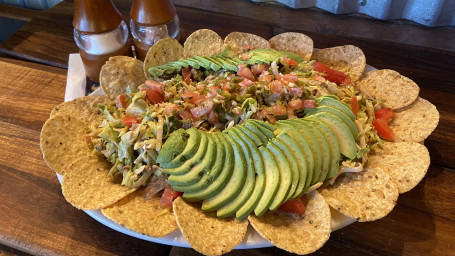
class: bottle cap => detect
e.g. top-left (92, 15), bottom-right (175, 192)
top-left (130, 0), bottom-right (176, 26)
top-left (73, 0), bottom-right (124, 33)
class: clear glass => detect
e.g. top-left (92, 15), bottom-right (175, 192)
top-left (130, 15), bottom-right (180, 46)
top-left (74, 20), bottom-right (129, 55)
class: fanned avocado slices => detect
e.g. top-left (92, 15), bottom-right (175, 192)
top-left (172, 133), bottom-right (224, 193)
top-left (254, 146), bottom-right (280, 216)
top-left (157, 127), bottom-right (201, 169)
top-left (167, 133), bottom-right (217, 186)
top-left (316, 96), bottom-right (356, 121)
top-left (182, 134), bottom-right (234, 201)
top-left (216, 129), bottom-right (256, 218)
top-left (266, 142), bottom-right (292, 210)
top-left (201, 134), bottom-right (246, 212)
top-left (306, 106), bottom-right (358, 139)
top-left (162, 131), bottom-right (209, 175)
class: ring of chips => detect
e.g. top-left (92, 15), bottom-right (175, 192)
top-left (40, 29), bottom-right (439, 255)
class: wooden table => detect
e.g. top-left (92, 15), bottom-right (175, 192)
top-left (0, 0), bottom-right (454, 255)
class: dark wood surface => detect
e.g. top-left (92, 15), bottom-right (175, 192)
top-left (0, 0), bottom-right (454, 255)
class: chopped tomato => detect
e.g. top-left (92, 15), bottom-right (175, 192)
top-left (143, 89), bottom-right (164, 104)
top-left (178, 109), bottom-right (193, 121)
top-left (270, 80), bottom-right (283, 93)
top-left (251, 64), bottom-right (267, 75)
top-left (182, 67), bottom-right (192, 85)
top-left (281, 56), bottom-right (295, 67)
top-left (288, 59), bottom-right (298, 67)
top-left (278, 198), bottom-right (305, 216)
top-left (164, 104), bottom-right (180, 116)
top-left (288, 99), bottom-right (316, 110)
top-left (258, 73), bottom-right (272, 83)
top-left (374, 118), bottom-right (395, 140)
top-left (282, 74), bottom-right (299, 82)
top-left (123, 115), bottom-right (140, 127)
top-left (351, 96), bottom-right (359, 116)
top-left (269, 104), bottom-right (287, 116)
top-left (145, 80), bottom-right (165, 93)
top-left (239, 78), bottom-right (254, 87)
top-left (237, 64), bottom-right (255, 81)
top-left (241, 53), bottom-right (250, 61)
top-left (160, 185), bottom-right (183, 208)
top-left (190, 100), bottom-right (214, 118)
top-left (115, 94), bottom-right (126, 108)
top-left (314, 62), bottom-right (351, 85)
top-left (375, 108), bottom-right (395, 121)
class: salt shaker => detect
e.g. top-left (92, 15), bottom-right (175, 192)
top-left (73, 0), bottom-right (133, 83)
top-left (130, 0), bottom-right (180, 60)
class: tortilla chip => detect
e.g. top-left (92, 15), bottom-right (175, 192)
top-left (40, 114), bottom-right (91, 174)
top-left (62, 155), bottom-right (136, 210)
top-left (102, 191), bottom-right (178, 237)
top-left (144, 38), bottom-right (183, 79)
top-left (248, 191), bottom-right (331, 255)
top-left (389, 97), bottom-right (439, 142)
top-left (50, 96), bottom-right (111, 127)
top-left (319, 167), bottom-right (399, 222)
top-left (183, 29), bottom-right (224, 58)
top-left (269, 32), bottom-right (314, 61)
top-left (357, 69), bottom-right (419, 109)
top-left (224, 32), bottom-right (270, 54)
top-left (367, 142), bottom-right (430, 193)
top-left (311, 45), bottom-right (366, 82)
top-left (100, 56), bottom-right (145, 97)
top-left (173, 197), bottom-right (248, 256)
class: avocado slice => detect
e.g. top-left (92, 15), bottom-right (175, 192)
top-left (316, 96), bottom-right (356, 121)
top-left (167, 133), bottom-right (217, 186)
top-left (162, 131), bottom-right (208, 175)
top-left (156, 129), bottom-right (190, 168)
top-left (275, 122), bottom-right (314, 194)
top-left (305, 117), bottom-right (341, 180)
top-left (307, 112), bottom-right (357, 159)
top-left (182, 134), bottom-right (234, 201)
top-left (254, 146), bottom-right (280, 216)
top-left (216, 130), bottom-right (256, 218)
top-left (287, 119), bottom-right (331, 183)
top-left (172, 133), bottom-right (224, 193)
top-left (231, 126), bottom-right (265, 219)
top-left (275, 132), bottom-right (307, 199)
top-left (158, 127), bottom-right (201, 169)
top-left (202, 134), bottom-right (246, 212)
top-left (281, 119), bottom-right (322, 185)
top-left (212, 57), bottom-right (238, 72)
top-left (182, 58), bottom-right (201, 69)
top-left (246, 119), bottom-right (275, 140)
top-left (266, 142), bottom-right (292, 210)
top-left (271, 137), bottom-right (299, 202)
top-left (306, 106), bottom-right (358, 139)
top-left (236, 124), bottom-right (264, 146)
top-left (244, 122), bottom-right (269, 145)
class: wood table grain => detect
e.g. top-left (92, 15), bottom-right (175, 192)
top-left (0, 0), bottom-right (454, 255)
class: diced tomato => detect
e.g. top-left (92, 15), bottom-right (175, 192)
top-left (288, 59), bottom-right (298, 67)
top-left (351, 96), bottom-right (359, 116)
top-left (206, 86), bottom-right (220, 99)
top-left (241, 53), bottom-right (250, 61)
top-left (288, 99), bottom-right (316, 110)
top-left (190, 100), bottom-right (214, 118)
top-left (258, 73), bottom-right (272, 83)
top-left (374, 118), bottom-right (395, 140)
top-left (251, 64), bottom-right (267, 75)
top-left (145, 80), bottom-right (165, 93)
top-left (239, 78), bottom-right (254, 87)
top-left (123, 115), bottom-right (141, 127)
top-left (160, 185), bottom-right (183, 208)
top-left (282, 74), bottom-right (299, 82)
top-left (143, 89), bottom-right (164, 104)
top-left (115, 94), bottom-right (126, 108)
top-left (182, 67), bottom-right (192, 85)
top-left (237, 64), bottom-right (255, 81)
top-left (164, 104), bottom-right (180, 116)
top-left (270, 80), bottom-right (283, 93)
top-left (278, 198), bottom-right (306, 216)
top-left (178, 109), bottom-right (193, 121)
top-left (375, 108), bottom-right (395, 121)
top-left (314, 62), bottom-right (351, 85)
